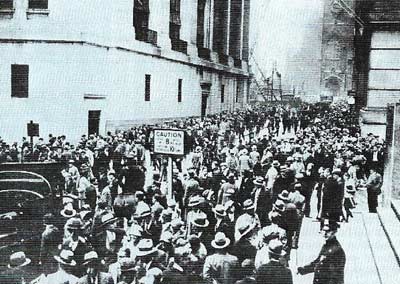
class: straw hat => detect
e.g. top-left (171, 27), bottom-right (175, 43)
top-left (191, 212), bottom-right (209, 228)
top-left (136, 239), bottom-right (157, 257)
top-left (211, 232), bottom-right (231, 249)
top-left (267, 239), bottom-right (286, 258)
top-left (212, 204), bottom-right (227, 218)
top-left (278, 190), bottom-right (290, 202)
top-left (242, 199), bottom-right (255, 211)
top-left (54, 250), bottom-right (76, 267)
top-left (8, 252), bottom-right (31, 269)
top-left (64, 217), bottom-right (83, 230)
top-left (273, 200), bottom-right (286, 213)
top-left (82, 251), bottom-right (99, 266)
top-left (60, 203), bottom-right (77, 218)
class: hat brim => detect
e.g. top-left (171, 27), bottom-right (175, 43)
top-left (60, 209), bottom-right (77, 218)
top-left (273, 204), bottom-right (285, 212)
top-left (99, 217), bottom-right (119, 228)
top-left (277, 196), bottom-right (289, 202)
top-left (213, 209), bottom-right (227, 218)
top-left (54, 256), bottom-right (76, 266)
top-left (136, 248), bottom-right (158, 257)
top-left (191, 219), bottom-right (210, 228)
top-left (211, 238), bottom-right (231, 249)
top-left (133, 212), bottom-right (151, 219)
top-left (237, 223), bottom-right (256, 241)
top-left (8, 258), bottom-right (31, 269)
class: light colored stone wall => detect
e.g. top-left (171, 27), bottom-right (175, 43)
top-left (0, 0), bottom-right (250, 143)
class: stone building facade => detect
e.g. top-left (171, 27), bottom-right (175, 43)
top-left (320, 0), bottom-right (355, 102)
top-left (0, 0), bottom-right (250, 143)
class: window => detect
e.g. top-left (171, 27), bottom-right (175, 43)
top-left (170, 0), bottom-right (181, 39)
top-left (236, 81), bottom-right (240, 103)
top-left (28, 0), bottom-right (48, 9)
top-left (178, 79), bottom-right (182, 102)
top-left (145, 74), bottom-right (151, 102)
top-left (11, 65), bottom-right (29, 98)
top-left (0, 0), bottom-right (13, 10)
top-left (221, 84), bottom-right (225, 103)
top-left (196, 0), bottom-right (206, 47)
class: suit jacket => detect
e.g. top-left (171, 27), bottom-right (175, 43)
top-left (203, 253), bottom-right (240, 284)
top-left (299, 237), bottom-right (346, 284)
top-left (256, 260), bottom-right (293, 284)
top-left (44, 269), bottom-right (79, 284)
top-left (76, 272), bottom-right (114, 284)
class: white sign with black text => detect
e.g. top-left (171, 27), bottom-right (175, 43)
top-left (154, 129), bottom-right (185, 155)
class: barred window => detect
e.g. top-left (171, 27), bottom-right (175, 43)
top-left (0, 0), bottom-right (13, 10)
top-left (178, 79), bottom-right (182, 103)
top-left (28, 0), bottom-right (48, 9)
top-left (134, 0), bottom-right (150, 30)
top-left (11, 65), bottom-right (29, 98)
top-left (145, 74), bottom-right (151, 102)
top-left (170, 0), bottom-right (181, 39)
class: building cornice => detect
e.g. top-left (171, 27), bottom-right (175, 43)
top-left (0, 38), bottom-right (249, 77)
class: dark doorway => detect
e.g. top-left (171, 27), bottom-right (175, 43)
top-left (88, 110), bottom-right (101, 136)
top-left (201, 93), bottom-right (208, 118)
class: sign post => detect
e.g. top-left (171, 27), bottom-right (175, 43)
top-left (153, 129), bottom-right (185, 199)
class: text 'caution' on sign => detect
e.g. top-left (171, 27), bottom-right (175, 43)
top-left (154, 129), bottom-right (185, 156)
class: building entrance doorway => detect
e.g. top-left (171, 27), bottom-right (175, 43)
top-left (200, 82), bottom-right (211, 118)
top-left (88, 110), bottom-right (101, 135)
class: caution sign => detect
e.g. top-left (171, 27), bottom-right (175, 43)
top-left (154, 129), bottom-right (185, 156)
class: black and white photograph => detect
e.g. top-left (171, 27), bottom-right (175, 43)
top-left (0, 0), bottom-right (399, 283)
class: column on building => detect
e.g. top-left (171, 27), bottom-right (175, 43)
top-left (148, 0), bottom-right (170, 49)
top-left (242, 0), bottom-right (250, 62)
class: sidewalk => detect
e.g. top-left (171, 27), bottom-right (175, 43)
top-left (292, 191), bottom-right (381, 284)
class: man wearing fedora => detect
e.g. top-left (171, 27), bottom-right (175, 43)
top-left (61, 217), bottom-right (91, 276)
top-left (203, 232), bottom-right (239, 284)
top-left (233, 216), bottom-right (258, 264)
top-left (255, 239), bottom-right (293, 284)
top-left (45, 249), bottom-right (79, 284)
top-left (213, 204), bottom-right (234, 241)
top-left (190, 212), bottom-right (214, 253)
top-left (235, 199), bottom-right (260, 239)
top-left (253, 176), bottom-right (272, 227)
top-left (297, 219), bottom-right (346, 284)
top-left (255, 212), bottom-right (287, 270)
top-left (218, 173), bottom-right (238, 207)
top-left (134, 239), bottom-right (163, 282)
top-left (1, 251), bottom-right (33, 284)
top-left (116, 258), bottom-right (136, 284)
top-left (76, 251), bottom-right (114, 284)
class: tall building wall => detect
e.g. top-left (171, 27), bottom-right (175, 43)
top-left (0, 0), bottom-right (251, 143)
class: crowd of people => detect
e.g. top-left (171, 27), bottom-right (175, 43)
top-left (0, 102), bottom-right (386, 284)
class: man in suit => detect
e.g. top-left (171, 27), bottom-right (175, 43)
top-left (365, 166), bottom-right (382, 213)
top-left (45, 250), bottom-right (79, 284)
top-left (297, 220), bottom-right (346, 284)
top-left (203, 232), bottom-right (240, 284)
top-left (255, 239), bottom-right (293, 284)
top-left (76, 251), bottom-right (114, 284)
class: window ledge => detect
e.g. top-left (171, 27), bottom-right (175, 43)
top-left (26, 8), bottom-right (49, 15)
top-left (0, 8), bottom-right (15, 15)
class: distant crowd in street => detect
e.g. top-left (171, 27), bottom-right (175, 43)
top-left (0, 101), bottom-right (385, 284)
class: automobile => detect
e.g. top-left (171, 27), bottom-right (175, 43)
top-left (0, 171), bottom-right (56, 268)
